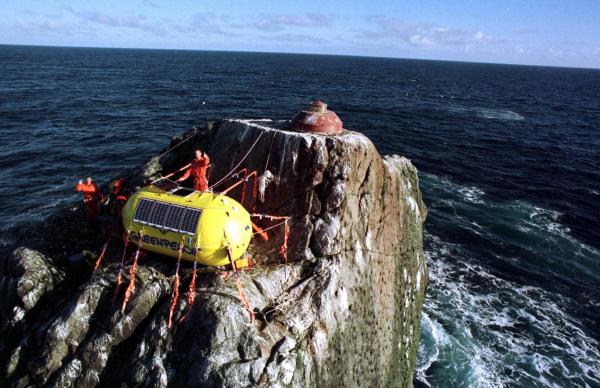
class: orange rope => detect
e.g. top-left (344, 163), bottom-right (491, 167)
top-left (221, 178), bottom-right (244, 195)
top-left (280, 219), bottom-right (290, 261)
top-left (250, 214), bottom-right (289, 221)
top-left (235, 276), bottom-right (254, 321)
top-left (252, 219), bottom-right (287, 236)
top-left (250, 214), bottom-right (291, 260)
top-left (168, 274), bottom-right (180, 328)
top-left (227, 245), bottom-right (254, 321)
top-left (252, 176), bottom-right (258, 210)
top-left (121, 230), bottom-right (143, 313)
top-left (113, 229), bottom-right (130, 305)
top-left (221, 170), bottom-right (258, 206)
top-left (178, 260), bottom-right (199, 324)
top-left (237, 168), bottom-right (249, 204)
top-left (167, 240), bottom-right (184, 329)
top-left (251, 222), bottom-right (269, 241)
top-left (241, 179), bottom-right (247, 205)
top-left (93, 237), bottom-right (110, 272)
top-left (188, 261), bottom-right (198, 308)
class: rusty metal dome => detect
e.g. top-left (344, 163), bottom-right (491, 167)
top-left (290, 100), bottom-right (344, 135)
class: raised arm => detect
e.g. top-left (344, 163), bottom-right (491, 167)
top-left (202, 155), bottom-right (210, 166)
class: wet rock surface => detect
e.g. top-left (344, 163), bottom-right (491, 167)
top-left (0, 119), bottom-right (427, 387)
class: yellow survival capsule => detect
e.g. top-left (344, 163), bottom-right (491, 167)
top-left (121, 185), bottom-right (252, 268)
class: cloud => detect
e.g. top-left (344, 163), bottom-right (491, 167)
top-left (15, 17), bottom-right (69, 33)
top-left (548, 48), bottom-right (564, 57)
top-left (13, 8), bottom-right (242, 41)
top-left (253, 13), bottom-right (335, 32)
top-left (64, 6), bottom-right (168, 36)
top-left (62, 7), bottom-right (238, 37)
top-left (359, 16), bottom-right (495, 49)
top-left (141, 0), bottom-right (158, 8)
top-left (169, 13), bottom-right (241, 37)
top-left (259, 33), bottom-right (328, 44)
top-left (53, 7), bottom-right (333, 40)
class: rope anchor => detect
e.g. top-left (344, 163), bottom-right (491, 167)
top-left (93, 236), bottom-right (111, 272)
top-left (250, 214), bottom-right (291, 260)
top-left (167, 238), bottom-right (185, 328)
top-left (121, 229), bottom-right (144, 313)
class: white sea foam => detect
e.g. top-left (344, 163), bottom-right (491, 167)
top-left (527, 205), bottom-right (571, 235)
top-left (422, 172), bottom-right (600, 280)
top-left (417, 231), bottom-right (600, 387)
top-left (422, 173), bottom-right (486, 206)
top-left (457, 186), bottom-right (486, 204)
top-left (414, 313), bottom-right (441, 387)
top-left (475, 108), bottom-right (524, 121)
top-left (442, 105), bottom-right (524, 121)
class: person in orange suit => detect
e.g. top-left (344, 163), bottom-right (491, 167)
top-left (176, 149), bottom-right (211, 192)
top-left (76, 176), bottom-right (104, 221)
top-left (106, 177), bottom-right (129, 217)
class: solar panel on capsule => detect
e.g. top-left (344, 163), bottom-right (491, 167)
top-left (133, 198), bottom-right (202, 235)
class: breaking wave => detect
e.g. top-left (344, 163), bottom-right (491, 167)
top-left (415, 173), bottom-right (600, 387)
top-left (416, 232), bottom-right (600, 387)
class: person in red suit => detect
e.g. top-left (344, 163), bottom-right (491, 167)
top-left (176, 149), bottom-right (211, 192)
top-left (76, 176), bottom-right (104, 221)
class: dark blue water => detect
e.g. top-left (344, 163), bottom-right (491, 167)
top-left (1, 45), bottom-right (599, 387)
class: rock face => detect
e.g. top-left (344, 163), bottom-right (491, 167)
top-left (0, 119), bottom-right (427, 387)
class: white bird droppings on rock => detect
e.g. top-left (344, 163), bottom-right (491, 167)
top-left (354, 240), bottom-right (366, 272)
top-left (406, 195), bottom-right (420, 222)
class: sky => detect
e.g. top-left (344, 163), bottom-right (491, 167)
top-left (1, 0), bottom-right (600, 68)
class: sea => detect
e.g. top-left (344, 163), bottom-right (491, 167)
top-left (1, 45), bottom-right (599, 387)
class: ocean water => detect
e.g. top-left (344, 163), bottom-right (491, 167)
top-left (1, 45), bottom-right (599, 386)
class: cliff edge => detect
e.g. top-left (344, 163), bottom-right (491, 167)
top-left (0, 119), bottom-right (427, 387)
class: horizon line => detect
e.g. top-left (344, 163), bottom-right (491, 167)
top-left (1, 42), bottom-right (599, 71)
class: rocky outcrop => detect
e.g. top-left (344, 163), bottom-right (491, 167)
top-left (0, 119), bottom-right (427, 387)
